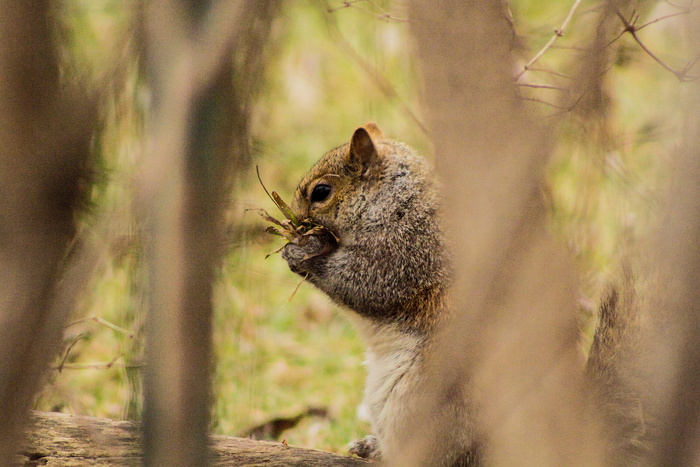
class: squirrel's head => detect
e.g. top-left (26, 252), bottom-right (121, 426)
top-left (285, 123), bottom-right (445, 326)
top-left (290, 122), bottom-right (388, 242)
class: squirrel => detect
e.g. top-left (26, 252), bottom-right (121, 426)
top-left (278, 123), bottom-right (673, 465)
top-left (280, 123), bottom-right (479, 465)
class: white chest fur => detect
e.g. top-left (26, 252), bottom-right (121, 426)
top-left (348, 315), bottom-right (425, 454)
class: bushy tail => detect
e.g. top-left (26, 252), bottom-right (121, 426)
top-left (586, 270), bottom-right (650, 464)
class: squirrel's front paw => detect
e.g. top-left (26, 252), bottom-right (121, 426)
top-left (348, 435), bottom-right (382, 460)
top-left (281, 233), bottom-right (336, 275)
top-left (281, 242), bottom-right (308, 274)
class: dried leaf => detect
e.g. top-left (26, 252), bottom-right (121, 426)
top-left (265, 244), bottom-right (285, 259)
top-left (272, 191), bottom-right (300, 226)
top-left (246, 208), bottom-right (286, 228)
top-left (256, 165), bottom-right (277, 206)
top-left (264, 226), bottom-right (284, 237)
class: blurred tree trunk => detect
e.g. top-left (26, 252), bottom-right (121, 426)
top-left (574, 3), bottom-right (700, 465)
top-left (645, 11), bottom-right (700, 465)
top-left (139, 2), bottom-right (278, 466)
top-left (404, 1), bottom-right (603, 465)
top-left (0, 1), bottom-right (95, 463)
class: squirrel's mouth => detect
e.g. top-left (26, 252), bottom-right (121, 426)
top-left (298, 218), bottom-right (340, 245)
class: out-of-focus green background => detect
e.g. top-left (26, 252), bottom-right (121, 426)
top-left (37, 0), bottom-right (688, 453)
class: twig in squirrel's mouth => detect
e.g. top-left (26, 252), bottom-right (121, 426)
top-left (248, 165), bottom-right (340, 250)
top-left (288, 273), bottom-right (309, 302)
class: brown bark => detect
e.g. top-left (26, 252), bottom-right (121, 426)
top-left (404, 1), bottom-right (603, 465)
top-left (18, 412), bottom-right (370, 466)
top-left (138, 3), bottom-right (278, 466)
top-left (645, 11), bottom-right (700, 465)
top-left (0, 2), bottom-right (95, 464)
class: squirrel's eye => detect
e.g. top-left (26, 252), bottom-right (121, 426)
top-left (310, 184), bottom-right (332, 203)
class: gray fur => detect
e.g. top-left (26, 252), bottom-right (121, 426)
top-left (280, 126), bottom-right (479, 466)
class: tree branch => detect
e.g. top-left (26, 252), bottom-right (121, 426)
top-left (613, 7), bottom-right (698, 81)
top-left (515, 0), bottom-right (584, 81)
top-left (327, 0), bottom-right (408, 23)
top-left (516, 82), bottom-right (570, 91)
top-left (67, 315), bottom-right (135, 339)
top-left (19, 411), bottom-right (370, 466)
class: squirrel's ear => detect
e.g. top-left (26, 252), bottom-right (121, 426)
top-left (349, 127), bottom-right (379, 168)
top-left (363, 122), bottom-right (384, 140)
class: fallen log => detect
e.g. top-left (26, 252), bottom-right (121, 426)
top-left (19, 411), bottom-right (371, 466)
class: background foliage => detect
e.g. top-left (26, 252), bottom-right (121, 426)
top-left (36, 0), bottom-right (691, 453)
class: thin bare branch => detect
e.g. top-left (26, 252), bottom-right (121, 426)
top-left (56, 363), bottom-right (143, 370)
top-left (685, 51), bottom-right (700, 74)
top-left (613, 7), bottom-right (698, 81)
top-left (67, 315), bottom-right (135, 339)
top-left (604, 29), bottom-right (628, 49)
top-left (327, 0), bottom-right (365, 12)
top-left (327, 0), bottom-right (408, 23)
top-left (57, 353), bottom-right (143, 371)
top-left (56, 333), bottom-right (87, 373)
top-left (636, 7), bottom-right (699, 31)
top-left (550, 45), bottom-right (590, 51)
top-left (527, 67), bottom-right (575, 79)
top-left (522, 97), bottom-right (569, 109)
top-left (543, 93), bottom-right (586, 118)
top-left (365, 0), bottom-right (408, 23)
top-left (663, 0), bottom-right (696, 9)
top-left (515, 0), bottom-right (584, 81)
top-left (288, 273), bottom-right (309, 302)
top-left (517, 82), bottom-right (570, 91)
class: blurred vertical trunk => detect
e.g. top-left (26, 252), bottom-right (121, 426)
top-left (574, 2), bottom-right (653, 464)
top-left (405, 1), bottom-right (603, 464)
top-left (645, 11), bottom-right (700, 465)
top-left (139, 2), bottom-right (277, 466)
top-left (0, 0), bottom-right (95, 463)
